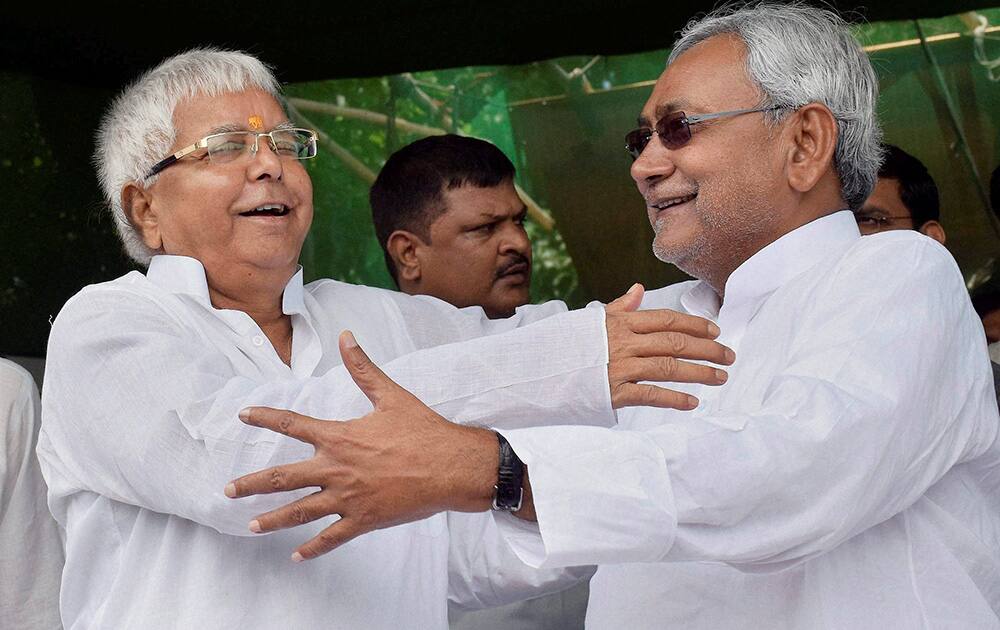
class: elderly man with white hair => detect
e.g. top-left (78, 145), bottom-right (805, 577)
top-left (231, 3), bottom-right (1000, 628)
top-left (37, 47), bottom-right (732, 628)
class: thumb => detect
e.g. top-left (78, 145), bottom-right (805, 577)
top-left (605, 283), bottom-right (644, 313)
top-left (339, 330), bottom-right (400, 407)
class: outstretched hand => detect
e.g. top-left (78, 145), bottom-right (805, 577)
top-left (604, 283), bottom-right (735, 410)
top-left (225, 331), bottom-right (498, 562)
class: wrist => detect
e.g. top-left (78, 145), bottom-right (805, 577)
top-left (444, 425), bottom-right (499, 512)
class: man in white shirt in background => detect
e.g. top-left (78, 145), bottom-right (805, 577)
top-left (0, 357), bottom-right (62, 629)
top-left (370, 134), bottom-right (590, 629)
top-left (232, 3), bottom-right (1000, 628)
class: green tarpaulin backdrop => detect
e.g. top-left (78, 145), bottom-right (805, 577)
top-left (2, 7), bottom-right (998, 356)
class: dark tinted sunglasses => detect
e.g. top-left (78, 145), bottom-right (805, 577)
top-left (625, 105), bottom-right (788, 159)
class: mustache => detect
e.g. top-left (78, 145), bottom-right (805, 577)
top-left (495, 254), bottom-right (531, 279)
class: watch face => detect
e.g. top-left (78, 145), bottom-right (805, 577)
top-left (492, 485), bottom-right (524, 512)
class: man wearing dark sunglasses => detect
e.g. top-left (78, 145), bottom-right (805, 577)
top-left (231, 3), bottom-right (1000, 628)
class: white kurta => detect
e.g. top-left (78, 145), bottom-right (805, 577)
top-left (0, 359), bottom-right (63, 630)
top-left (37, 255), bottom-right (608, 630)
top-left (499, 211), bottom-right (1000, 628)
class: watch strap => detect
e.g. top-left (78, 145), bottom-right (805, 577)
top-left (491, 432), bottom-right (524, 512)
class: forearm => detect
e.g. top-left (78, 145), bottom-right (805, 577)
top-left (356, 305), bottom-right (615, 430)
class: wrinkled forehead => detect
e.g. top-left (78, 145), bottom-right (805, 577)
top-left (639, 33), bottom-right (758, 125)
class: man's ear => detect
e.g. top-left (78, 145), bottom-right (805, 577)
top-left (785, 103), bottom-right (839, 195)
top-left (386, 230), bottom-right (424, 285)
top-left (919, 220), bottom-right (947, 245)
top-left (122, 182), bottom-right (163, 251)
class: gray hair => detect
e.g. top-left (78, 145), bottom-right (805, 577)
top-left (668, 2), bottom-right (882, 210)
top-left (95, 48), bottom-right (282, 265)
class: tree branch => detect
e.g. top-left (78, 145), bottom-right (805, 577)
top-left (288, 101), bottom-right (376, 184)
top-left (288, 97), bottom-right (445, 137)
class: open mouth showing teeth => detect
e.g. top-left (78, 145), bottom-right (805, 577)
top-left (240, 204), bottom-right (290, 217)
top-left (652, 193), bottom-right (697, 211)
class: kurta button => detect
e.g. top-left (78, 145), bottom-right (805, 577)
top-left (252, 335), bottom-right (265, 346)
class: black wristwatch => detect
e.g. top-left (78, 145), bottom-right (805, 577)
top-left (491, 432), bottom-right (524, 512)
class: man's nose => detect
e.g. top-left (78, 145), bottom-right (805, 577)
top-left (630, 138), bottom-right (676, 187)
top-left (246, 134), bottom-right (283, 181)
top-left (500, 221), bottom-right (531, 257)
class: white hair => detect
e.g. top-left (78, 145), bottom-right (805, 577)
top-left (668, 2), bottom-right (882, 210)
top-left (95, 48), bottom-right (282, 266)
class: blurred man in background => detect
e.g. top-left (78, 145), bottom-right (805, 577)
top-left (854, 143), bottom-right (946, 243)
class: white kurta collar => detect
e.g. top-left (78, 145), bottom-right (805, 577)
top-left (281, 268), bottom-right (307, 316)
top-left (146, 255), bottom-right (212, 306)
top-left (146, 254), bottom-right (306, 315)
top-left (680, 210), bottom-right (860, 321)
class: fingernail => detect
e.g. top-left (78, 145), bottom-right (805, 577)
top-left (224, 483), bottom-right (237, 498)
top-left (238, 408), bottom-right (252, 421)
top-left (686, 395), bottom-right (699, 410)
top-left (249, 519), bottom-right (262, 533)
top-left (708, 323), bottom-right (721, 337)
top-left (343, 330), bottom-right (358, 348)
top-left (291, 552), bottom-right (304, 563)
top-left (725, 349), bottom-right (736, 363)
top-left (715, 369), bottom-right (728, 383)
top-left (627, 283), bottom-right (642, 295)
